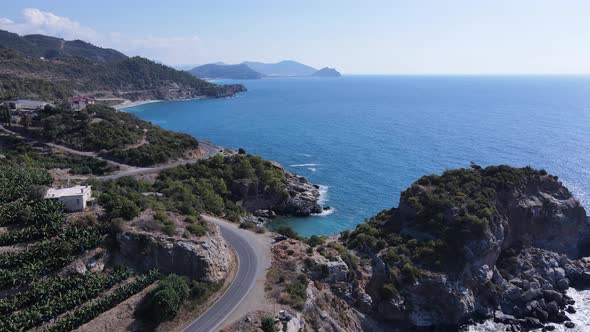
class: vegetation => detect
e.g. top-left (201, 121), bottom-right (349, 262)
top-left (261, 316), bottom-right (278, 332)
top-left (28, 104), bottom-right (199, 166)
top-left (140, 274), bottom-right (190, 323)
top-left (346, 165), bottom-right (550, 289)
top-left (0, 138), bottom-right (115, 175)
top-left (0, 44), bottom-right (243, 101)
top-left (0, 163), bottom-right (158, 331)
top-left (46, 270), bottom-right (160, 332)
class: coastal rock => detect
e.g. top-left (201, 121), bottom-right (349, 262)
top-left (351, 167), bottom-right (590, 329)
top-left (114, 225), bottom-right (231, 283)
top-left (231, 165), bottom-right (322, 216)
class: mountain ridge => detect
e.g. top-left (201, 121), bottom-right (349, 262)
top-left (0, 30), bottom-right (245, 101)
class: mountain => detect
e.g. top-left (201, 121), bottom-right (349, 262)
top-left (242, 60), bottom-right (317, 77)
top-left (311, 67), bottom-right (341, 77)
top-left (0, 29), bottom-right (126, 63)
top-left (188, 63), bottom-right (263, 79)
top-left (0, 30), bottom-right (245, 101)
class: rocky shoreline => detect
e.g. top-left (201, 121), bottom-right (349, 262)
top-left (231, 163), bottom-right (324, 222)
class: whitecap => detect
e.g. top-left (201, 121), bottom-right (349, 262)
top-left (290, 163), bottom-right (320, 167)
top-left (317, 184), bottom-right (329, 205)
top-left (313, 207), bottom-right (335, 216)
top-left (297, 153), bottom-right (312, 157)
top-left (308, 167), bottom-right (317, 172)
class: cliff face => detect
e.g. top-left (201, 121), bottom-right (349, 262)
top-left (230, 169), bottom-right (323, 216)
top-left (114, 224), bottom-right (231, 283)
top-left (343, 166), bottom-right (590, 330)
top-left (116, 81), bottom-right (246, 101)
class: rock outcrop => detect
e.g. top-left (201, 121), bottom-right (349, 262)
top-left (114, 224), bottom-right (231, 283)
top-left (342, 166), bottom-right (590, 330)
top-left (231, 167), bottom-right (322, 217)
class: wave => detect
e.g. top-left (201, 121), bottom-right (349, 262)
top-left (313, 207), bottom-right (335, 216)
top-left (296, 153), bottom-right (312, 157)
top-left (308, 167), bottom-right (317, 172)
top-left (290, 163), bottom-right (320, 167)
top-left (317, 184), bottom-right (329, 205)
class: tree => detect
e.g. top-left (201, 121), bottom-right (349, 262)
top-left (0, 105), bottom-right (11, 126)
top-left (236, 158), bottom-right (255, 179)
top-left (140, 274), bottom-right (189, 323)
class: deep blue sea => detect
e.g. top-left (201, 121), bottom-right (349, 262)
top-left (126, 76), bottom-right (590, 237)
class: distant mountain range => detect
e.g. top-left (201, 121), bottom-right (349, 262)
top-left (188, 60), bottom-right (341, 79)
top-left (189, 63), bottom-right (263, 79)
top-left (0, 29), bottom-right (244, 101)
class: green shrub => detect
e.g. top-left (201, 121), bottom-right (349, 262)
top-left (277, 227), bottom-right (301, 240)
top-left (186, 223), bottom-right (207, 237)
top-left (261, 316), bottom-right (277, 332)
top-left (140, 274), bottom-right (189, 323)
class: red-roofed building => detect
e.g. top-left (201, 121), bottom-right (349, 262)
top-left (70, 96), bottom-right (96, 110)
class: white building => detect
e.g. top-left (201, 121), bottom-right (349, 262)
top-left (45, 185), bottom-right (93, 212)
top-left (14, 99), bottom-right (50, 111)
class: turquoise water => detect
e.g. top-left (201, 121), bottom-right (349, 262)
top-left (126, 76), bottom-right (590, 237)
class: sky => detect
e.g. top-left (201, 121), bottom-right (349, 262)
top-left (1, 0), bottom-right (590, 74)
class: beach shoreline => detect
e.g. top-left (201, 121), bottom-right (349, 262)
top-left (114, 99), bottom-right (163, 110)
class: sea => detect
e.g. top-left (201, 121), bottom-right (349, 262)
top-left (125, 75), bottom-right (590, 238)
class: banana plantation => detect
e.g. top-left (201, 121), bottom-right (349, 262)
top-left (0, 165), bottom-right (160, 331)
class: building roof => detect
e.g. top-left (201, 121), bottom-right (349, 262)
top-left (15, 99), bottom-right (49, 109)
top-left (45, 185), bottom-right (91, 199)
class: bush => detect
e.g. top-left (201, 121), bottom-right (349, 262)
top-left (277, 227), bottom-right (301, 240)
top-left (140, 274), bottom-right (189, 323)
top-left (261, 316), bottom-right (277, 332)
top-left (307, 235), bottom-right (324, 247)
top-left (186, 223), bottom-right (207, 237)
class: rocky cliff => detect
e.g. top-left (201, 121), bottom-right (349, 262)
top-left (340, 165), bottom-right (590, 330)
top-left (231, 166), bottom-right (323, 217)
top-left (114, 223), bottom-right (231, 283)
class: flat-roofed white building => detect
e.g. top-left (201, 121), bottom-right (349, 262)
top-left (45, 185), bottom-right (93, 212)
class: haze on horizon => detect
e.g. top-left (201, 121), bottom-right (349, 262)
top-left (2, 0), bottom-right (590, 75)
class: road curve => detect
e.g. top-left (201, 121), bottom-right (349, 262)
top-left (182, 216), bottom-right (259, 332)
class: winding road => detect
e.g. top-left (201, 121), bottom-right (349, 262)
top-left (182, 215), bottom-right (265, 332)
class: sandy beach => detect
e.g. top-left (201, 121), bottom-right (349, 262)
top-left (114, 99), bottom-right (162, 110)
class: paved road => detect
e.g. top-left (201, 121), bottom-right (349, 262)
top-left (182, 216), bottom-right (259, 332)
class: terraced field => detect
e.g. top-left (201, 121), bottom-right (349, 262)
top-left (0, 164), bottom-right (159, 331)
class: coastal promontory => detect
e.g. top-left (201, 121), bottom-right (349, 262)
top-left (233, 165), bottom-right (590, 331)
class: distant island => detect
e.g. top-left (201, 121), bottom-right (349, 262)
top-left (188, 63), bottom-right (263, 80)
top-left (311, 67), bottom-right (341, 77)
top-left (187, 60), bottom-right (342, 80)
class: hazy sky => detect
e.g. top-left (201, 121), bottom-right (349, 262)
top-left (2, 0), bottom-right (590, 74)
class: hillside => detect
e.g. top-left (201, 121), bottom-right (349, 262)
top-left (188, 63), bottom-right (263, 79)
top-left (0, 31), bottom-right (245, 102)
top-left (242, 60), bottom-right (318, 77)
top-left (0, 29), bottom-right (126, 63)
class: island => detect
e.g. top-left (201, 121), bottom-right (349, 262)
top-left (312, 67), bottom-right (341, 77)
top-left (188, 63), bottom-right (263, 80)
top-left (188, 60), bottom-right (342, 79)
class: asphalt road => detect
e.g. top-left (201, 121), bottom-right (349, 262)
top-left (182, 217), bottom-right (259, 332)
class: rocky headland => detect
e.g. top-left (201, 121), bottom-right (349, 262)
top-left (256, 165), bottom-right (590, 332)
top-left (231, 163), bottom-right (323, 218)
